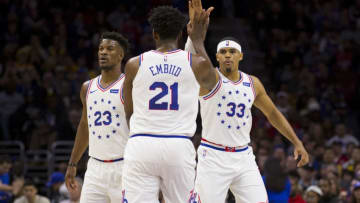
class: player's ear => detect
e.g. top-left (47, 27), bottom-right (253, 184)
top-left (216, 53), bottom-right (219, 62)
top-left (239, 52), bottom-right (243, 61)
top-left (153, 30), bottom-right (160, 41)
top-left (119, 47), bottom-right (124, 60)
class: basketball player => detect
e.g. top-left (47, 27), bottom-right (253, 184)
top-left (184, 1), bottom-right (310, 202)
top-left (65, 32), bottom-right (129, 203)
top-left (122, 6), bottom-right (215, 203)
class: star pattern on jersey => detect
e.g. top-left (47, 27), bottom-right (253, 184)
top-left (88, 97), bottom-right (123, 141)
top-left (216, 88), bottom-right (252, 130)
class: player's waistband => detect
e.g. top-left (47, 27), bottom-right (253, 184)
top-left (91, 156), bottom-right (124, 163)
top-left (200, 138), bottom-right (248, 152)
top-left (130, 133), bottom-right (191, 139)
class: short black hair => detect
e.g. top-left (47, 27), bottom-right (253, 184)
top-left (100, 32), bottom-right (129, 54)
top-left (148, 6), bottom-right (187, 40)
top-left (0, 155), bottom-right (11, 165)
top-left (23, 180), bottom-right (37, 188)
top-left (219, 36), bottom-right (241, 44)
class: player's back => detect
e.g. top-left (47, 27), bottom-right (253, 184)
top-left (130, 49), bottom-right (199, 136)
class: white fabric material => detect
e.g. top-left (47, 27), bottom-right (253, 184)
top-left (86, 74), bottom-right (129, 160)
top-left (122, 136), bottom-right (196, 203)
top-left (199, 70), bottom-right (255, 146)
top-left (217, 40), bottom-right (242, 53)
top-left (80, 158), bottom-right (124, 203)
top-left (130, 50), bottom-right (200, 136)
top-left (195, 146), bottom-right (268, 203)
top-left (184, 37), bottom-right (197, 54)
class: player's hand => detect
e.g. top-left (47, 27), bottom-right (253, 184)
top-left (187, 7), bottom-right (214, 43)
top-left (189, 0), bottom-right (203, 23)
top-left (293, 143), bottom-right (309, 167)
top-left (65, 166), bottom-right (77, 191)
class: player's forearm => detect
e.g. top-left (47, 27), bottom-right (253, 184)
top-left (69, 124), bottom-right (89, 164)
top-left (267, 109), bottom-right (303, 146)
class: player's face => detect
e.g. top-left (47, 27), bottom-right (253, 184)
top-left (216, 47), bottom-right (243, 73)
top-left (98, 39), bottom-right (123, 71)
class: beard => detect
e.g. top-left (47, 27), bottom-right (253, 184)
top-left (100, 65), bottom-right (114, 71)
top-left (225, 67), bottom-right (232, 73)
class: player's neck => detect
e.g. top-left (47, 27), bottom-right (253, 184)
top-left (101, 66), bottom-right (122, 84)
top-left (156, 40), bottom-right (178, 53)
top-left (221, 70), bottom-right (240, 82)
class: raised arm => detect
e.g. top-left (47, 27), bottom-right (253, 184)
top-left (65, 82), bottom-right (90, 191)
top-left (252, 75), bottom-right (309, 167)
top-left (188, 7), bottom-right (218, 92)
top-left (123, 56), bottom-right (140, 127)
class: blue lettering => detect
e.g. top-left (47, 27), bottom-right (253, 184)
top-left (164, 64), bottom-right (169, 73)
top-left (174, 67), bottom-right (181, 76)
top-left (169, 65), bottom-right (174, 75)
top-left (156, 65), bottom-right (163, 74)
top-left (149, 64), bottom-right (182, 77)
top-left (149, 66), bottom-right (156, 76)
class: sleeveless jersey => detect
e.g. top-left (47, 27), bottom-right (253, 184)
top-left (130, 49), bottom-right (200, 136)
top-left (85, 74), bottom-right (129, 160)
top-left (199, 70), bottom-right (256, 146)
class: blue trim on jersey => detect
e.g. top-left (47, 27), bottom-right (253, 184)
top-left (130, 134), bottom-right (191, 139)
top-left (203, 79), bottom-right (222, 100)
top-left (139, 54), bottom-right (142, 66)
top-left (190, 53), bottom-right (192, 67)
top-left (92, 157), bottom-right (124, 162)
top-left (200, 143), bottom-right (248, 152)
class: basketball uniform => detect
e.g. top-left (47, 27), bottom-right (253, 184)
top-left (195, 70), bottom-right (268, 203)
top-left (80, 73), bottom-right (129, 203)
top-left (122, 50), bottom-right (199, 203)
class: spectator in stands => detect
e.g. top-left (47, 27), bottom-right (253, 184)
top-left (318, 178), bottom-right (339, 203)
top-left (47, 172), bottom-right (65, 203)
top-left (298, 165), bottom-right (317, 189)
top-left (14, 180), bottom-right (50, 203)
top-left (304, 185), bottom-right (323, 203)
top-left (326, 123), bottom-right (359, 150)
top-left (263, 157), bottom-right (291, 203)
top-left (0, 155), bottom-right (23, 203)
top-left (350, 182), bottom-right (360, 203)
top-left (288, 170), bottom-right (306, 203)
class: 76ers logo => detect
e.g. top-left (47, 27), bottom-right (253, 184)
top-left (189, 190), bottom-right (201, 203)
top-left (122, 190), bottom-right (128, 203)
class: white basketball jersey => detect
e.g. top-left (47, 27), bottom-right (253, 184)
top-left (130, 49), bottom-right (200, 136)
top-left (86, 74), bottom-right (129, 160)
top-left (199, 70), bottom-right (256, 146)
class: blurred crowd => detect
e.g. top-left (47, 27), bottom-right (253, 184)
top-left (0, 0), bottom-right (359, 202)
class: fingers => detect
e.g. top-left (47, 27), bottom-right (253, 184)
top-left (206, 7), bottom-right (215, 16)
top-left (297, 151), bottom-right (309, 167)
top-left (293, 149), bottom-right (298, 161)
